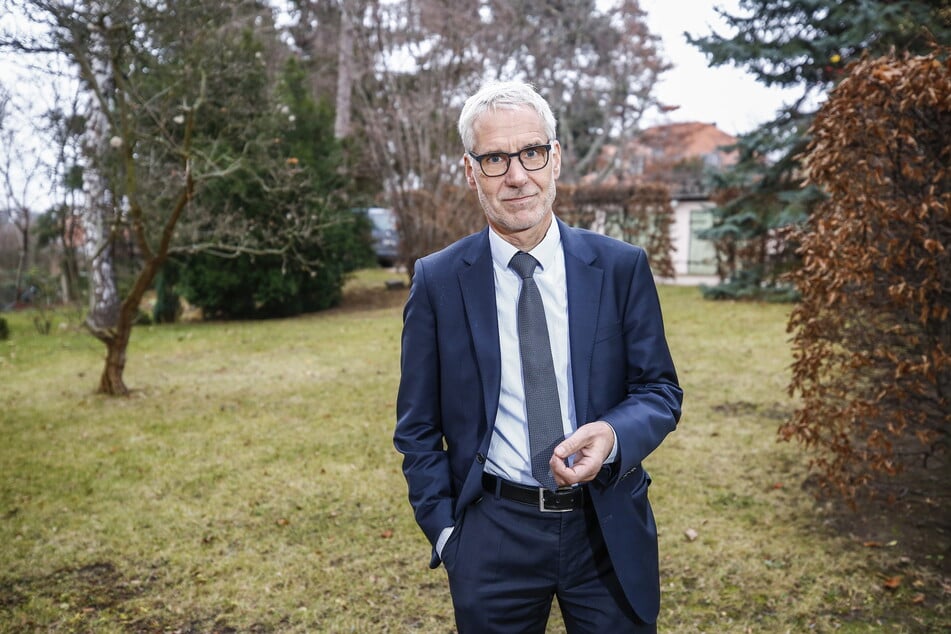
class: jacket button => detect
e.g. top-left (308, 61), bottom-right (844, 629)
top-left (476, 453), bottom-right (486, 464)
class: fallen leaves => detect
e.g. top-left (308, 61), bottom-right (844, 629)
top-left (883, 575), bottom-right (903, 590)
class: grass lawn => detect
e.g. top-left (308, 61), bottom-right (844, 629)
top-left (0, 268), bottom-right (946, 633)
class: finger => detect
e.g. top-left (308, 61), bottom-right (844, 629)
top-left (551, 451), bottom-right (573, 473)
top-left (550, 457), bottom-right (574, 486)
top-left (553, 426), bottom-right (593, 459)
top-left (551, 453), bottom-right (600, 486)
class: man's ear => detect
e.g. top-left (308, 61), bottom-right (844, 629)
top-left (464, 155), bottom-right (478, 191)
top-left (551, 141), bottom-right (562, 180)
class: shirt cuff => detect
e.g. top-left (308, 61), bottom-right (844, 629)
top-left (604, 424), bottom-right (619, 464)
top-left (435, 525), bottom-right (454, 558)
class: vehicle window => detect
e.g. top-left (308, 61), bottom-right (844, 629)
top-left (367, 208), bottom-right (396, 231)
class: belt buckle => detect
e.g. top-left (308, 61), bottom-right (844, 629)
top-left (538, 487), bottom-right (573, 513)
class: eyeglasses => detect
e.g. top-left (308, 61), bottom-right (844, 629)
top-left (468, 143), bottom-right (553, 177)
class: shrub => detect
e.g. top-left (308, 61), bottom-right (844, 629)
top-left (700, 269), bottom-right (799, 303)
top-left (177, 208), bottom-right (369, 320)
top-left (783, 49), bottom-right (950, 499)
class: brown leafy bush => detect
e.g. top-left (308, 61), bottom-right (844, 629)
top-left (783, 49), bottom-right (950, 499)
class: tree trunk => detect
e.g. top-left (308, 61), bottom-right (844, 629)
top-left (60, 200), bottom-right (82, 303)
top-left (86, 220), bottom-right (120, 326)
top-left (333, 3), bottom-right (353, 140)
top-left (85, 220), bottom-right (124, 394)
top-left (83, 17), bottom-right (124, 393)
top-left (97, 315), bottom-right (131, 395)
top-left (92, 253), bottom-right (164, 395)
top-left (13, 210), bottom-right (28, 304)
top-left (61, 244), bottom-right (81, 303)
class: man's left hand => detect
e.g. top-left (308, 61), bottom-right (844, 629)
top-left (550, 421), bottom-right (615, 487)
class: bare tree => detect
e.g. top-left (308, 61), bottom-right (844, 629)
top-left (283, 0), bottom-right (348, 105)
top-left (319, 0), bottom-right (668, 267)
top-left (39, 88), bottom-right (86, 304)
top-left (3, 0), bottom-right (341, 394)
top-left (0, 85), bottom-right (45, 305)
top-left (349, 0), bottom-right (486, 268)
top-left (476, 0), bottom-right (669, 182)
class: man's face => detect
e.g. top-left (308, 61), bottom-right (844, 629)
top-left (465, 105), bottom-right (561, 247)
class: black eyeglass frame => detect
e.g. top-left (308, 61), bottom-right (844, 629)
top-left (467, 143), bottom-right (554, 177)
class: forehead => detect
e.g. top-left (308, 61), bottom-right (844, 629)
top-left (472, 105), bottom-right (547, 151)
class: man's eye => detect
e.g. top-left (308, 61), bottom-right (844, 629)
top-left (484, 154), bottom-right (506, 164)
top-left (522, 148), bottom-right (539, 159)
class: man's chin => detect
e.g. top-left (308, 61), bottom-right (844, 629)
top-left (496, 209), bottom-right (551, 233)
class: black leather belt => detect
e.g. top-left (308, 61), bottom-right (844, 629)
top-left (482, 472), bottom-right (586, 512)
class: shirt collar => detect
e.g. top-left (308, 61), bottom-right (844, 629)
top-left (489, 216), bottom-right (561, 273)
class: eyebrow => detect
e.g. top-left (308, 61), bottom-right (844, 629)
top-left (478, 140), bottom-right (548, 154)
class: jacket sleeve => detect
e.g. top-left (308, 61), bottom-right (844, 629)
top-left (598, 248), bottom-right (683, 482)
top-left (393, 259), bottom-right (455, 552)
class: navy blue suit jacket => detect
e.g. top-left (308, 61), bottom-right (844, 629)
top-left (394, 217), bottom-right (683, 623)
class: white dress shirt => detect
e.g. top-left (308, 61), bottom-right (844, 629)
top-left (484, 218), bottom-right (576, 485)
top-left (435, 217), bottom-right (617, 557)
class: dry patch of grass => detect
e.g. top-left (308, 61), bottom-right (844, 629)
top-left (0, 272), bottom-right (946, 633)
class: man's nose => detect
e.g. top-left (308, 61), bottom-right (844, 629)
top-left (504, 158), bottom-right (530, 185)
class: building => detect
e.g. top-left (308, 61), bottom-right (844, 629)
top-left (583, 121), bottom-right (738, 281)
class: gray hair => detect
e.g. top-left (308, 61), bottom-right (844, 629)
top-left (458, 81), bottom-right (557, 151)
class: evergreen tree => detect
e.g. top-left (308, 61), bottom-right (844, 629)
top-left (175, 55), bottom-right (372, 320)
top-left (688, 0), bottom-right (950, 299)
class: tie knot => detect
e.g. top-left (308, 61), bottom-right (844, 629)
top-left (509, 251), bottom-right (538, 279)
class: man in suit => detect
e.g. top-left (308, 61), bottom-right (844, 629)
top-left (394, 80), bottom-right (683, 633)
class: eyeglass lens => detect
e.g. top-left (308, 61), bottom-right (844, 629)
top-left (481, 145), bottom-right (550, 176)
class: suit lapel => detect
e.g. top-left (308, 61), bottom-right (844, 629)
top-left (458, 229), bottom-right (501, 437)
top-left (559, 219), bottom-right (602, 427)
top-left (452, 230), bottom-right (502, 517)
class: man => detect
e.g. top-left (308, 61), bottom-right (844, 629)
top-left (394, 80), bottom-right (682, 633)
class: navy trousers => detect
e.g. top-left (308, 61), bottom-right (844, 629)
top-left (441, 486), bottom-right (657, 634)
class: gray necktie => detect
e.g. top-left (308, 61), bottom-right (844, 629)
top-left (510, 251), bottom-right (564, 490)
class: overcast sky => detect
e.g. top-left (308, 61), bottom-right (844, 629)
top-left (639, 0), bottom-right (800, 135)
top-left (0, 1), bottom-right (802, 215)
